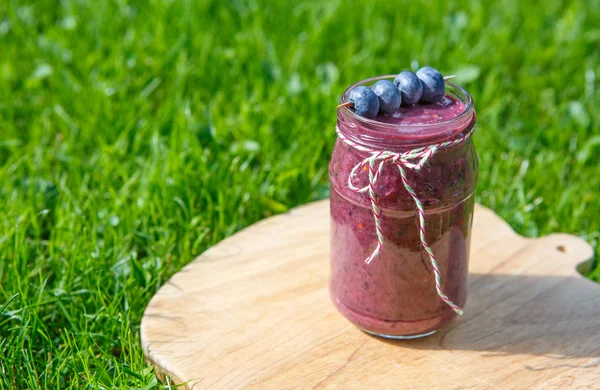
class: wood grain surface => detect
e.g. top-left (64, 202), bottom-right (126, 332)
top-left (141, 201), bottom-right (600, 389)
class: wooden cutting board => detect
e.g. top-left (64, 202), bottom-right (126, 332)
top-left (141, 201), bottom-right (600, 389)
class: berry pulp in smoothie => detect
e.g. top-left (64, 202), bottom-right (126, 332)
top-left (330, 91), bottom-right (477, 338)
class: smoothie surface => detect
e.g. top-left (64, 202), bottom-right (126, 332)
top-left (373, 95), bottom-right (466, 130)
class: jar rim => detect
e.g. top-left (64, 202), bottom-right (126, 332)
top-left (337, 75), bottom-right (475, 149)
top-left (339, 75), bottom-right (473, 130)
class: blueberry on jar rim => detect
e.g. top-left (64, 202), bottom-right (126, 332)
top-left (416, 66), bottom-right (445, 103)
top-left (393, 71), bottom-right (423, 105)
top-left (371, 80), bottom-right (401, 115)
top-left (344, 85), bottom-right (380, 119)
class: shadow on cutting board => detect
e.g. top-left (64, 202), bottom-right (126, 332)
top-left (377, 269), bottom-right (600, 361)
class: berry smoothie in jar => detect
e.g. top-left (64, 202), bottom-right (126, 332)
top-left (329, 70), bottom-right (477, 339)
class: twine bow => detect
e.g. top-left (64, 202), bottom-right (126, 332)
top-left (335, 126), bottom-right (474, 315)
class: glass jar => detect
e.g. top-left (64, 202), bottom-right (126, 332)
top-left (329, 75), bottom-right (478, 339)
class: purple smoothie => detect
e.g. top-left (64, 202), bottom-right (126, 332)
top-left (329, 76), bottom-right (477, 338)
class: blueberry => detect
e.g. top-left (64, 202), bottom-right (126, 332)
top-left (393, 71), bottom-right (423, 105)
top-left (416, 66), bottom-right (445, 103)
top-left (371, 80), bottom-right (401, 115)
top-left (348, 86), bottom-right (380, 119)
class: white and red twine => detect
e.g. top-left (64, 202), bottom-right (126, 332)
top-left (335, 125), bottom-right (475, 315)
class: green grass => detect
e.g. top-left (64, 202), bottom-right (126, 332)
top-left (1, 0), bottom-right (599, 387)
